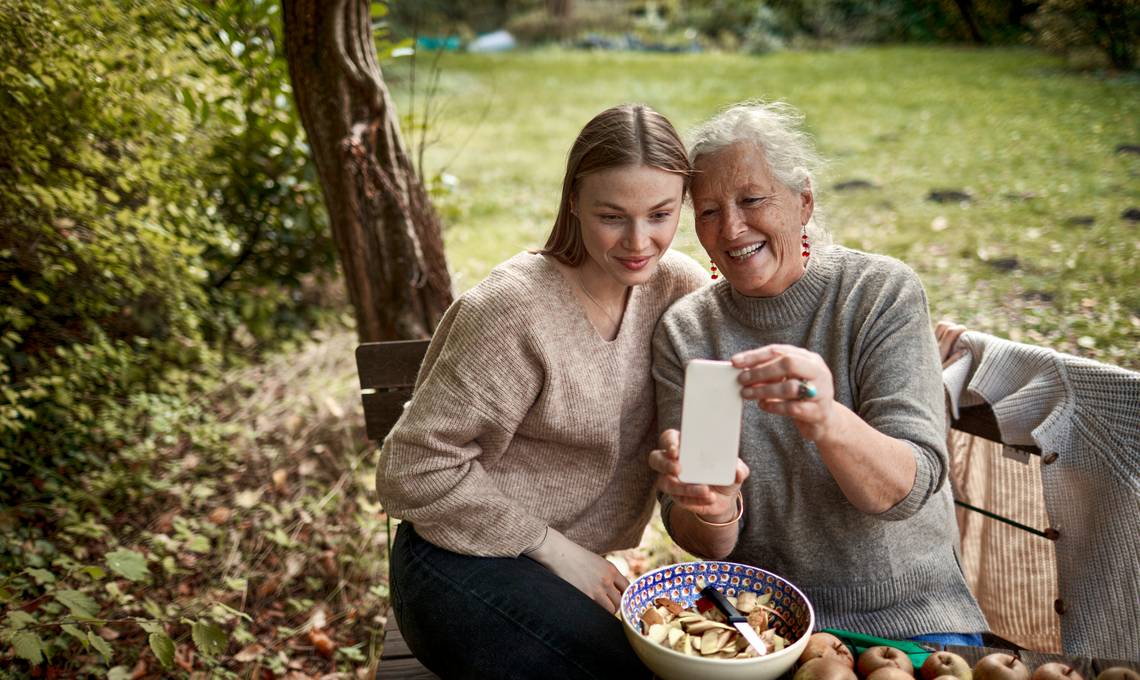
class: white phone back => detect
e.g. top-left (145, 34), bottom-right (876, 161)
top-left (678, 359), bottom-right (743, 486)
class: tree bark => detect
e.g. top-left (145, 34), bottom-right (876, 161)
top-left (951, 0), bottom-right (987, 44)
top-left (282, 0), bottom-right (453, 342)
top-left (1007, 0), bottom-right (1039, 27)
top-left (547, 0), bottom-right (573, 19)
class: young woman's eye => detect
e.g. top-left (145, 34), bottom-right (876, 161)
top-left (599, 214), bottom-right (623, 223)
top-left (651, 211), bottom-right (672, 221)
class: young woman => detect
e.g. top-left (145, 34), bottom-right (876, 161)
top-left (376, 104), bottom-right (706, 678)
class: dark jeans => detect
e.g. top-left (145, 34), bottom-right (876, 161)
top-left (390, 522), bottom-right (651, 680)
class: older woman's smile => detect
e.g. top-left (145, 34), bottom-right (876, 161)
top-left (727, 242), bottom-right (766, 259)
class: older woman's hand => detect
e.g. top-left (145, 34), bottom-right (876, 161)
top-left (732, 344), bottom-right (837, 442)
top-left (648, 429), bottom-right (749, 521)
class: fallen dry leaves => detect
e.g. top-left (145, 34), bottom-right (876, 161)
top-left (234, 643), bottom-right (265, 663)
top-left (272, 468), bottom-right (289, 494)
top-left (20, 332), bottom-right (387, 677)
top-left (309, 628), bottom-right (337, 659)
top-left (208, 506), bottom-right (233, 524)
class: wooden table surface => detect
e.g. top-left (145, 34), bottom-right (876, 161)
top-left (376, 615), bottom-right (1140, 680)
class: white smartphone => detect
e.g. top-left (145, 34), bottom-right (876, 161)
top-left (678, 359), bottom-right (743, 486)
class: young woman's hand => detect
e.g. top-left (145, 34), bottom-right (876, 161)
top-left (935, 320), bottom-right (969, 368)
top-left (648, 429), bottom-right (749, 521)
top-left (525, 528), bottom-right (628, 613)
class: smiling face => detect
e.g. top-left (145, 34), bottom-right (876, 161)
top-left (574, 164), bottom-right (685, 288)
top-left (691, 142), bottom-right (814, 297)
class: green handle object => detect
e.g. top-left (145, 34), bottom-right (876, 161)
top-left (821, 628), bottom-right (936, 667)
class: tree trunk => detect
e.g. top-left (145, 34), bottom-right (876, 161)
top-left (951, 0), bottom-right (987, 44)
top-left (1007, 0), bottom-right (1039, 27)
top-left (547, 0), bottom-right (573, 19)
top-left (1091, 0), bottom-right (1137, 71)
top-left (282, 0), bottom-right (453, 342)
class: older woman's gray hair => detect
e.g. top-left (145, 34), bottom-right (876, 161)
top-left (688, 101), bottom-right (828, 237)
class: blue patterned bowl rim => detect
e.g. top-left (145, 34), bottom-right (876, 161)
top-left (620, 560), bottom-right (816, 665)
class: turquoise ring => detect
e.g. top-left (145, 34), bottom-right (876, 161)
top-left (797, 380), bottom-right (817, 400)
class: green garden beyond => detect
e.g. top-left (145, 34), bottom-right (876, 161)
top-left (3, 27), bottom-right (1138, 675)
top-left (400, 47), bottom-right (1139, 367)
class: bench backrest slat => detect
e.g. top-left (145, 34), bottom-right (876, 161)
top-left (356, 340), bottom-right (431, 441)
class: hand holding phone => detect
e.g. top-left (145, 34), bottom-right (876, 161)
top-left (678, 359), bottom-right (744, 486)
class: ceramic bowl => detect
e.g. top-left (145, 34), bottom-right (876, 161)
top-left (620, 560), bottom-right (815, 680)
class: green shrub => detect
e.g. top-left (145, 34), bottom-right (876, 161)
top-left (0, 0), bottom-right (343, 670)
top-left (0, 0), bottom-right (223, 461)
top-left (388, 0), bottom-right (525, 38)
top-left (0, 0), bottom-right (336, 468)
top-left (1031, 0), bottom-right (1138, 69)
top-left (507, 2), bottom-right (633, 45)
top-left (187, 0), bottom-right (337, 342)
top-left (680, 0), bottom-right (1037, 48)
top-left (0, 0), bottom-right (228, 668)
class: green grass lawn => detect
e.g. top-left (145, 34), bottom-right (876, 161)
top-left (391, 46), bottom-right (1139, 368)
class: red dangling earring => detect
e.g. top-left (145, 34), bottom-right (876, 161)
top-left (710, 259), bottom-right (719, 280)
top-left (801, 228), bottom-right (810, 260)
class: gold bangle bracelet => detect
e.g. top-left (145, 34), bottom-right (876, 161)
top-left (694, 491), bottom-right (744, 527)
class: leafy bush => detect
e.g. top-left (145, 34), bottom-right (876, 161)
top-left (680, 0), bottom-right (1038, 48)
top-left (1031, 0), bottom-right (1139, 69)
top-left (0, 1), bottom-right (227, 667)
top-left (187, 1), bottom-right (337, 342)
top-left (0, 0), bottom-right (341, 671)
top-left (0, 0), bottom-right (223, 461)
top-left (507, 2), bottom-right (633, 45)
top-left (0, 0), bottom-right (335, 467)
top-left (388, 0), bottom-right (526, 38)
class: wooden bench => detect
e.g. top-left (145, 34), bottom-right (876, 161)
top-left (356, 339), bottom-right (1056, 679)
top-left (356, 340), bottom-right (437, 680)
top-left (377, 615), bottom-right (437, 679)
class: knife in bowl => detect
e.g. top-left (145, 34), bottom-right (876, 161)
top-left (699, 585), bottom-right (769, 657)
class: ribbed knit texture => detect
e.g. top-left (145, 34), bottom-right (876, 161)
top-left (944, 332), bottom-right (1140, 659)
top-left (375, 250), bottom-right (707, 558)
top-left (653, 245), bottom-right (988, 637)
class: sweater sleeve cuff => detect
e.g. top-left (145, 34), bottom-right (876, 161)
top-left (876, 442), bottom-right (935, 521)
top-left (659, 494), bottom-right (677, 538)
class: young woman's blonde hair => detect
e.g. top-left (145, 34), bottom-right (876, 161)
top-left (540, 104), bottom-right (691, 266)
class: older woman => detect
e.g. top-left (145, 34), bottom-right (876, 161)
top-left (649, 102), bottom-right (987, 642)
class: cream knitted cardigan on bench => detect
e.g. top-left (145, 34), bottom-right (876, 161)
top-left (375, 250), bottom-right (706, 558)
top-left (944, 332), bottom-right (1140, 659)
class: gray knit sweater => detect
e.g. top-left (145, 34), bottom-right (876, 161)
top-left (376, 250), bottom-right (706, 558)
top-left (654, 245), bottom-right (988, 637)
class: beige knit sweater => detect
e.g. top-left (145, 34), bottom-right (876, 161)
top-left (375, 250), bottom-right (706, 557)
